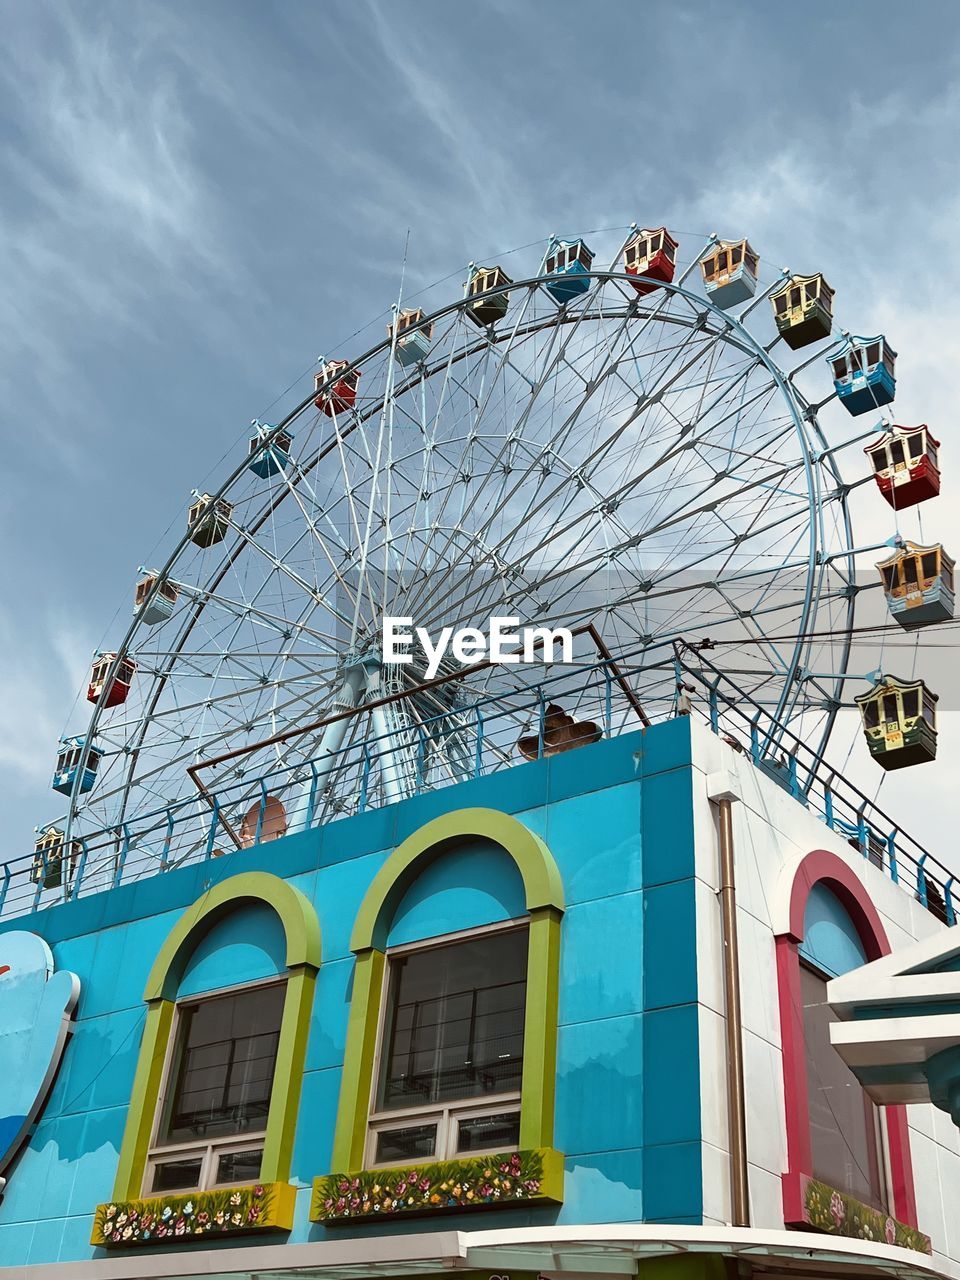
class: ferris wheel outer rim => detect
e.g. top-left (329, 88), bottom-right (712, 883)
top-left (63, 264), bottom-right (855, 846)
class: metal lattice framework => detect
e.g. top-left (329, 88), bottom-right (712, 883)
top-left (58, 231), bottom-right (869, 858)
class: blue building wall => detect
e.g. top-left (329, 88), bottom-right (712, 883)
top-left (0, 716), bottom-right (702, 1265)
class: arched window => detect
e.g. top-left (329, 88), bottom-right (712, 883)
top-left (313, 807), bottom-right (564, 1221)
top-left (799, 886), bottom-right (883, 1208)
top-left (775, 850), bottom-right (918, 1232)
top-left (144, 904), bottom-right (288, 1194)
top-left (95, 871), bottom-right (319, 1243)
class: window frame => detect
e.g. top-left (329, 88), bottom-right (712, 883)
top-left (109, 872), bottom-right (321, 1205)
top-left (775, 849), bottom-right (919, 1231)
top-left (365, 916), bottom-right (529, 1168)
top-left (328, 809), bottom-right (564, 1178)
top-left (142, 973), bottom-right (287, 1197)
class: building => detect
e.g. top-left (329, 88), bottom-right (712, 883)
top-left (0, 711), bottom-right (957, 1280)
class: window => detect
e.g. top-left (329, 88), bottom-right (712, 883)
top-left (903, 556), bottom-right (919, 587)
top-left (922, 552), bottom-right (938, 580)
top-left (890, 439), bottom-right (906, 466)
top-left (367, 925), bottom-right (528, 1166)
top-left (862, 698), bottom-right (880, 729)
top-left (870, 447), bottom-right (886, 473)
top-left (731, 245), bottom-right (742, 265)
top-left (146, 982), bottom-right (285, 1194)
top-left (775, 293), bottom-right (788, 314)
top-left (790, 286), bottom-right (802, 307)
top-left (801, 963), bottom-right (885, 1209)
top-left (902, 688), bottom-right (920, 720)
top-left (881, 693), bottom-right (899, 724)
top-left (776, 852), bottom-right (919, 1234)
top-left (866, 342), bottom-right (880, 366)
top-left (881, 563), bottom-right (897, 591)
top-left (832, 359), bottom-right (848, 381)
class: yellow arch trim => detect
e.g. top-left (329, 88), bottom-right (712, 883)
top-left (113, 871), bottom-right (320, 1200)
top-left (144, 870), bottom-right (321, 1001)
top-left (350, 806), bottom-right (564, 953)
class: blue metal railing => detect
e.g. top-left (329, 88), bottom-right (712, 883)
top-left (6, 648), bottom-right (955, 928)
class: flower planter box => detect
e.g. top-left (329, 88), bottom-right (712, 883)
top-left (311, 1148), bottom-right (563, 1223)
top-left (796, 1175), bottom-right (931, 1254)
top-left (91, 1181), bottom-right (295, 1247)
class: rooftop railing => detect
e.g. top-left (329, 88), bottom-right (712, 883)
top-left (8, 645), bottom-right (955, 928)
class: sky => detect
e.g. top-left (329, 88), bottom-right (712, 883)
top-left (2, 0), bottom-right (960, 864)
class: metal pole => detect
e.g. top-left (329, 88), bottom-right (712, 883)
top-left (717, 795), bottom-right (750, 1226)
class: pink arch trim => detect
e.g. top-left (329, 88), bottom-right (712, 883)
top-left (777, 849), bottom-right (918, 1229)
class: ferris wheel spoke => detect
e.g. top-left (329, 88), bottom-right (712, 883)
top-left (419, 293), bottom-right (644, 562)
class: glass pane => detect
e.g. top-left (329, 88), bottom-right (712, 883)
top-left (833, 360), bottom-right (847, 380)
top-left (216, 1148), bottom-right (263, 1185)
top-left (151, 1157), bottom-right (203, 1193)
top-left (801, 965), bottom-right (885, 1208)
top-left (774, 294), bottom-right (787, 314)
top-left (378, 929), bottom-right (528, 1109)
top-left (731, 245), bottom-right (742, 265)
top-left (922, 553), bottom-right (938, 579)
top-left (881, 564), bottom-right (896, 591)
top-left (871, 449), bottom-right (886, 473)
top-left (867, 343), bottom-right (880, 365)
top-left (716, 251), bottom-right (727, 271)
top-left (904, 557), bottom-right (919, 585)
top-left (790, 287), bottom-right (801, 307)
top-left (903, 689), bottom-right (920, 719)
top-left (163, 985), bottom-right (284, 1143)
top-left (862, 699), bottom-right (880, 729)
top-left (375, 1123), bottom-right (437, 1163)
top-left (890, 440), bottom-right (906, 466)
top-left (456, 1110), bottom-right (521, 1153)
top-left (909, 434), bottom-right (923, 458)
top-left (882, 694), bottom-right (899, 723)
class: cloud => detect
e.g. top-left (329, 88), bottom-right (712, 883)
top-left (0, 4), bottom-right (247, 446)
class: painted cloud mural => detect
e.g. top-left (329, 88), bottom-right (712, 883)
top-left (0, 931), bottom-right (80, 1184)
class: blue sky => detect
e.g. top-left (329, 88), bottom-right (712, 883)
top-left (2, 0), bottom-right (960, 856)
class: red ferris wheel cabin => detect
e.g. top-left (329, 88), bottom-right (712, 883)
top-left (864, 425), bottom-right (941, 511)
top-left (622, 227), bottom-right (678, 296)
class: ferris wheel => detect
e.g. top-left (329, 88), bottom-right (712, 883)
top-left (49, 225), bottom-right (887, 868)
